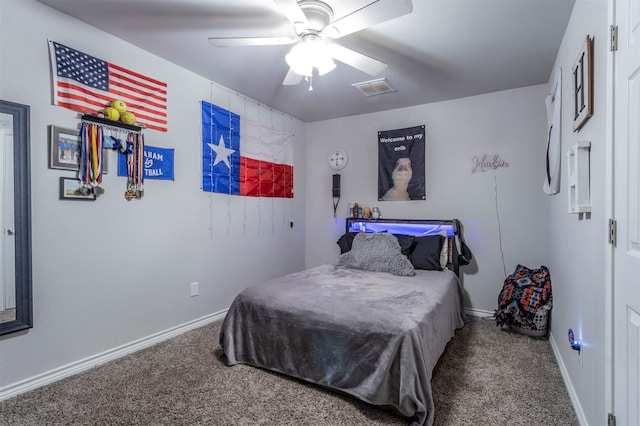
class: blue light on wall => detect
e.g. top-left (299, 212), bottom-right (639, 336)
top-left (347, 221), bottom-right (454, 236)
top-left (568, 328), bottom-right (582, 351)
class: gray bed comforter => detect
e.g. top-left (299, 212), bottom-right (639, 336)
top-left (220, 264), bottom-right (466, 425)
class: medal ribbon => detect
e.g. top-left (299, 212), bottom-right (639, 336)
top-left (127, 133), bottom-right (134, 188)
top-left (79, 122), bottom-right (88, 184)
top-left (90, 124), bottom-right (102, 185)
top-left (79, 122), bottom-right (102, 186)
top-left (136, 133), bottom-right (144, 189)
top-left (125, 132), bottom-right (144, 191)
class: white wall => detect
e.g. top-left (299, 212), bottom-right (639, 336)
top-left (0, 0), bottom-right (306, 390)
top-left (304, 85), bottom-right (551, 313)
top-left (1, 2), bottom-right (611, 423)
top-left (546, 1), bottom-right (609, 425)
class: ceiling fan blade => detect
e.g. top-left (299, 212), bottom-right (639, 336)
top-left (283, 68), bottom-right (304, 86)
top-left (327, 44), bottom-right (387, 76)
top-left (208, 37), bottom-right (295, 47)
top-left (273, 0), bottom-right (308, 30)
top-left (326, 0), bottom-right (413, 38)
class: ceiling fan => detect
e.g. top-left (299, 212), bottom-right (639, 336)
top-left (208, 0), bottom-right (413, 87)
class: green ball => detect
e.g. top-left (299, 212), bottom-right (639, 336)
top-left (111, 99), bottom-right (127, 113)
top-left (120, 111), bottom-right (136, 125)
top-left (104, 107), bottom-right (120, 121)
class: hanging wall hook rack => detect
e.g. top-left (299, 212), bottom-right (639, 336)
top-left (80, 114), bottom-right (144, 133)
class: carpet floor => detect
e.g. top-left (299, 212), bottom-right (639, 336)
top-left (0, 317), bottom-right (578, 425)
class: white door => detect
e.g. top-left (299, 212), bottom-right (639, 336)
top-left (613, 0), bottom-right (640, 424)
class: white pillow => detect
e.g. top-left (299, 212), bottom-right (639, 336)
top-left (438, 230), bottom-right (449, 269)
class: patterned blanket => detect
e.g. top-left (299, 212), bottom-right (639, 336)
top-left (494, 264), bottom-right (552, 330)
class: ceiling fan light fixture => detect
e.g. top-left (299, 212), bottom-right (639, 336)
top-left (286, 44), bottom-right (313, 76)
top-left (316, 53), bottom-right (336, 76)
top-left (285, 34), bottom-right (335, 77)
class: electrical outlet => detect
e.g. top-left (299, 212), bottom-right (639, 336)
top-left (190, 282), bottom-right (199, 297)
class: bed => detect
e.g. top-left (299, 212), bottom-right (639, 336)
top-left (220, 218), bottom-right (471, 426)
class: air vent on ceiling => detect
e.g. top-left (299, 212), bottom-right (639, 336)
top-left (352, 78), bottom-right (396, 97)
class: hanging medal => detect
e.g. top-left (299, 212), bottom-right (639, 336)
top-left (124, 131), bottom-right (144, 200)
top-left (79, 121), bottom-right (104, 197)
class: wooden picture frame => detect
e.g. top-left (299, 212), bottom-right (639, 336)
top-left (49, 125), bottom-right (108, 173)
top-left (59, 177), bottom-right (95, 201)
top-left (572, 35), bottom-right (594, 132)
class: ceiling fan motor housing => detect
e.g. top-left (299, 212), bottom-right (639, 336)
top-left (297, 0), bottom-right (334, 34)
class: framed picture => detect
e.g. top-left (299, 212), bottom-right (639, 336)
top-left (59, 177), bottom-right (95, 201)
top-left (49, 125), bottom-right (109, 173)
top-left (572, 35), bottom-right (593, 132)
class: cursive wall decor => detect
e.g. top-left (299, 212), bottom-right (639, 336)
top-left (471, 154), bottom-right (510, 173)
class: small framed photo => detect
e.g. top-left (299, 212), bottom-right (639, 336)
top-left (59, 177), bottom-right (95, 201)
top-left (572, 35), bottom-right (594, 132)
top-left (49, 125), bottom-right (109, 173)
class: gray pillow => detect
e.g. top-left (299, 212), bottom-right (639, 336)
top-left (336, 232), bottom-right (416, 276)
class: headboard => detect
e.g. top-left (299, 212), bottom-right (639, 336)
top-left (345, 218), bottom-right (470, 276)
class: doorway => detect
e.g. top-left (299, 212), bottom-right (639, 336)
top-left (611, 0), bottom-right (640, 423)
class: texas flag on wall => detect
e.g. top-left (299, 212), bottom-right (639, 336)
top-left (48, 40), bottom-right (168, 132)
top-left (201, 101), bottom-right (293, 198)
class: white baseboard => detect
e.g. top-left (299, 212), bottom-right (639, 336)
top-left (0, 310), bottom-right (227, 402)
top-left (464, 307), bottom-right (494, 318)
top-left (548, 331), bottom-right (588, 426)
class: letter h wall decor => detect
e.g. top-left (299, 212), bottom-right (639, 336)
top-left (572, 35), bottom-right (594, 132)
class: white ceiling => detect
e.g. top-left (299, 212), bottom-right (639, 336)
top-left (36, 0), bottom-right (575, 123)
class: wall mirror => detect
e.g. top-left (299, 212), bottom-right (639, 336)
top-left (0, 100), bottom-right (32, 336)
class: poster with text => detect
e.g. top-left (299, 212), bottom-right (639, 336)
top-left (378, 125), bottom-right (425, 201)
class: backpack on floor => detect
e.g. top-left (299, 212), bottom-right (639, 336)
top-left (494, 264), bottom-right (552, 331)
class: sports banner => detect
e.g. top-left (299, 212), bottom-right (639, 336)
top-left (378, 125), bottom-right (426, 201)
top-left (118, 145), bottom-right (174, 180)
top-left (201, 101), bottom-right (293, 198)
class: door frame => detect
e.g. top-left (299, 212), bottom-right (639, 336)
top-left (604, 0), bottom-right (616, 419)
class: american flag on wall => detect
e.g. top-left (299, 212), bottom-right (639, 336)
top-left (48, 40), bottom-right (168, 132)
